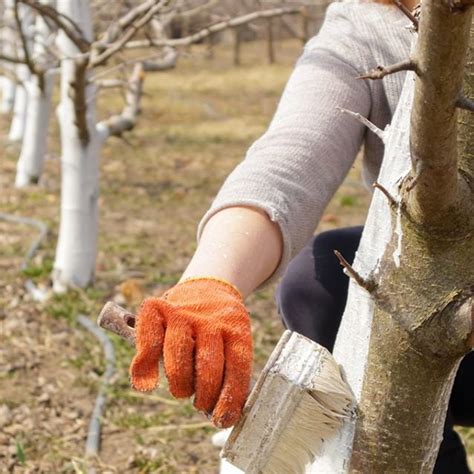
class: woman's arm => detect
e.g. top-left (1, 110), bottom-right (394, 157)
top-left (180, 206), bottom-right (283, 298)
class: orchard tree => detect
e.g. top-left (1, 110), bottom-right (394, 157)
top-left (310, 1), bottom-right (474, 471)
top-left (17, 0), bottom-right (301, 292)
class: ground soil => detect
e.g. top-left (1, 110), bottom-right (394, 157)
top-left (1, 39), bottom-right (472, 473)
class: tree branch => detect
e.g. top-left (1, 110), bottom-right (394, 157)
top-left (337, 106), bottom-right (386, 141)
top-left (393, 0), bottom-right (419, 30)
top-left (98, 62), bottom-right (146, 138)
top-left (334, 250), bottom-right (377, 293)
top-left (447, 0), bottom-right (474, 12)
top-left (357, 59), bottom-right (418, 80)
top-left (90, 0), bottom-right (170, 68)
top-left (18, 0), bottom-right (90, 53)
top-left (124, 6), bottom-right (302, 49)
top-left (13, 0), bottom-right (35, 75)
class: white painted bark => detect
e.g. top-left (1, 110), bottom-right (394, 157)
top-left (15, 73), bottom-right (54, 186)
top-left (53, 0), bottom-right (107, 292)
top-left (7, 3), bottom-right (34, 142)
top-left (0, 0), bottom-right (16, 113)
top-left (15, 0), bottom-right (55, 187)
top-left (0, 77), bottom-right (16, 114)
top-left (308, 66), bottom-right (416, 472)
top-left (8, 65), bottom-right (29, 142)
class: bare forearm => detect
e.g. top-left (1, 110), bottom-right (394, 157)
top-left (180, 206), bottom-right (283, 298)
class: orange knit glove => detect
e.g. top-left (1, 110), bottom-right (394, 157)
top-left (129, 278), bottom-right (253, 428)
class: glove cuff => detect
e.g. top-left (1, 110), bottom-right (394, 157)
top-left (175, 277), bottom-right (243, 300)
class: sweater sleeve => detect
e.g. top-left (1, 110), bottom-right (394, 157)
top-left (197, 4), bottom-right (372, 285)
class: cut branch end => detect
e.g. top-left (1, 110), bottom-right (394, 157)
top-left (358, 59), bottom-right (418, 81)
top-left (334, 250), bottom-right (377, 293)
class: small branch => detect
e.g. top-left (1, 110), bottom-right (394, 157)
top-left (393, 0), bottom-right (419, 30)
top-left (95, 79), bottom-right (126, 90)
top-left (142, 46), bottom-right (178, 71)
top-left (0, 52), bottom-right (27, 65)
top-left (13, 0), bottom-right (35, 75)
top-left (18, 0), bottom-right (90, 53)
top-left (447, 0), bottom-right (474, 13)
top-left (358, 59), bottom-right (418, 81)
top-left (90, 0), bottom-right (169, 68)
top-left (373, 182), bottom-right (398, 207)
top-left (125, 7), bottom-right (302, 49)
top-left (334, 250), bottom-right (377, 293)
top-left (456, 94), bottom-right (474, 111)
top-left (97, 301), bottom-right (136, 345)
top-left (337, 107), bottom-right (386, 141)
top-left (99, 62), bottom-right (146, 138)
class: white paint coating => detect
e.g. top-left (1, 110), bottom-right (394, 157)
top-left (15, 0), bottom-right (55, 187)
top-left (308, 67), bottom-right (415, 473)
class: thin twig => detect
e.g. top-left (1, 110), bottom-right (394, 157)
top-left (358, 59), bottom-right (418, 81)
top-left (334, 250), bottom-right (377, 293)
top-left (18, 0), bottom-right (90, 53)
top-left (337, 107), bottom-right (386, 141)
top-left (373, 182), bottom-right (398, 207)
top-left (13, 0), bottom-right (35, 75)
top-left (456, 94), bottom-right (474, 112)
top-left (125, 6), bottom-right (302, 49)
top-left (90, 0), bottom-right (169, 67)
top-left (393, 0), bottom-right (419, 30)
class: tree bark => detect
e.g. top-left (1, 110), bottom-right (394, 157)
top-left (8, 65), bottom-right (29, 142)
top-left (310, 2), bottom-right (474, 472)
top-left (0, 0), bottom-right (16, 113)
top-left (52, 0), bottom-right (103, 291)
top-left (15, 0), bottom-right (55, 187)
top-left (0, 77), bottom-right (15, 113)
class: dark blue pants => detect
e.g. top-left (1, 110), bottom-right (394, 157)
top-left (276, 226), bottom-right (473, 473)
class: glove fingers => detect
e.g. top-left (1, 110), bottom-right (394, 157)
top-left (193, 331), bottom-right (225, 414)
top-left (129, 300), bottom-right (165, 392)
top-left (211, 334), bottom-right (253, 428)
top-left (163, 322), bottom-right (195, 398)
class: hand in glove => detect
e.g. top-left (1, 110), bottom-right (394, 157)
top-left (129, 278), bottom-right (253, 428)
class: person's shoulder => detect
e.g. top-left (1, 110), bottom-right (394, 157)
top-left (303, 1), bottom-right (411, 70)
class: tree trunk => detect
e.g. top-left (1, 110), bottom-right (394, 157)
top-left (15, 0), bottom-right (55, 187)
top-left (311, 2), bottom-right (473, 472)
top-left (267, 18), bottom-right (275, 64)
top-left (0, 77), bottom-right (16, 114)
top-left (52, 0), bottom-right (105, 292)
top-left (0, 0), bottom-right (16, 113)
top-left (8, 66), bottom-right (29, 142)
top-left (15, 73), bottom-right (54, 186)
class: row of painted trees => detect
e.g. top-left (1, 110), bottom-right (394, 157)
top-left (0, 0), bottom-right (302, 293)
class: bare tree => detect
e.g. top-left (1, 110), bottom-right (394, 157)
top-left (311, 1), bottom-right (474, 471)
top-left (15, 0), bottom-right (300, 291)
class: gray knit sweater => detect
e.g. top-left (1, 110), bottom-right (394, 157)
top-left (197, 1), bottom-right (412, 283)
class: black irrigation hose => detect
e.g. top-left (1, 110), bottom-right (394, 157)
top-left (0, 212), bottom-right (116, 468)
top-left (77, 315), bottom-right (116, 465)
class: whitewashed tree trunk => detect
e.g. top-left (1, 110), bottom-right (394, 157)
top-left (8, 65), bottom-right (29, 142)
top-left (53, 0), bottom-right (106, 291)
top-left (309, 67), bottom-right (416, 474)
top-left (311, 2), bottom-right (473, 470)
top-left (15, 73), bottom-right (54, 186)
top-left (7, 4), bottom-right (34, 142)
top-left (15, 0), bottom-right (56, 187)
top-left (0, 0), bottom-right (16, 113)
top-left (0, 77), bottom-right (16, 114)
